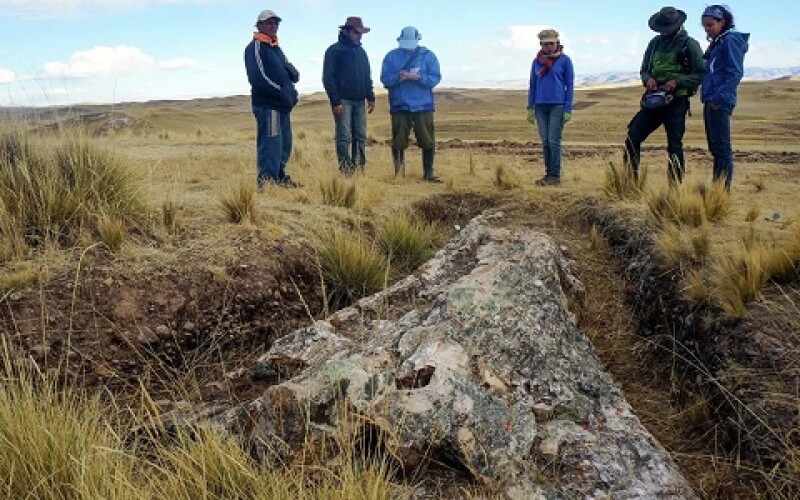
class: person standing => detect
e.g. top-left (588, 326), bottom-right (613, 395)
top-left (701, 5), bottom-right (749, 191)
top-left (380, 26), bottom-right (442, 182)
top-left (322, 17), bottom-right (376, 175)
top-left (624, 7), bottom-right (705, 183)
top-left (526, 28), bottom-right (575, 186)
top-left (244, 9), bottom-right (300, 188)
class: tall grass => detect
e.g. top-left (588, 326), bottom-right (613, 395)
top-left (219, 181), bottom-right (256, 223)
top-left (316, 229), bottom-right (389, 308)
top-left (0, 344), bottom-right (137, 499)
top-left (375, 212), bottom-right (442, 273)
top-left (604, 161), bottom-right (647, 200)
top-left (493, 165), bottom-right (522, 190)
top-left (0, 130), bottom-right (146, 257)
top-left (320, 177), bottom-right (358, 209)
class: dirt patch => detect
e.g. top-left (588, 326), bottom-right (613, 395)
top-left (1, 236), bottom-right (324, 403)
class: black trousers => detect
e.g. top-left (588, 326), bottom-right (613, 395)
top-left (624, 96), bottom-right (689, 182)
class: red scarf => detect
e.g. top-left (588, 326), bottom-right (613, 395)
top-left (253, 32), bottom-right (279, 47)
top-left (536, 45), bottom-right (564, 77)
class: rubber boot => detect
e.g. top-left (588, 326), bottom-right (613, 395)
top-left (392, 148), bottom-right (405, 177)
top-left (422, 148), bottom-right (441, 182)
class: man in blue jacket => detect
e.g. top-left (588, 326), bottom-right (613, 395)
top-left (244, 9), bottom-right (300, 188)
top-left (323, 17), bottom-right (376, 175)
top-left (380, 26), bottom-right (442, 181)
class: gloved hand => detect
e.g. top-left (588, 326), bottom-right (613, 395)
top-left (526, 108), bottom-right (536, 124)
top-left (563, 112), bottom-right (572, 124)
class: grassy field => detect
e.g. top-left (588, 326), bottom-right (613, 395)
top-left (1, 80), bottom-right (799, 498)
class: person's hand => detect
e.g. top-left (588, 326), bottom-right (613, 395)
top-left (332, 104), bottom-right (344, 117)
top-left (563, 112), bottom-right (572, 124)
top-left (662, 79), bottom-right (678, 92)
top-left (367, 100), bottom-right (375, 113)
top-left (646, 77), bottom-right (658, 91)
top-left (399, 70), bottom-right (410, 80)
top-left (526, 108), bottom-right (536, 124)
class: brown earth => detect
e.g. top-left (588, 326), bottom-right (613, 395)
top-left (1, 155), bottom-right (795, 498)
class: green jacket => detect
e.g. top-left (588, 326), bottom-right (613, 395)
top-left (640, 29), bottom-right (705, 97)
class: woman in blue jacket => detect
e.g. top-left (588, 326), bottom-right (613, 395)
top-left (527, 28), bottom-right (574, 186)
top-left (701, 5), bottom-right (749, 191)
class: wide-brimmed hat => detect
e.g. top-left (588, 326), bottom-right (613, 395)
top-left (648, 7), bottom-right (686, 32)
top-left (340, 16), bottom-right (370, 34)
top-left (397, 26), bottom-right (421, 49)
top-left (255, 9), bottom-right (281, 25)
top-left (538, 29), bottom-right (559, 43)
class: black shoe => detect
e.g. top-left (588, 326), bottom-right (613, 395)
top-left (423, 176), bottom-right (443, 183)
top-left (535, 176), bottom-right (561, 186)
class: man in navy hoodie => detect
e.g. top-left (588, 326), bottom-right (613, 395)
top-left (244, 9), bottom-right (300, 188)
top-left (323, 17), bottom-right (376, 175)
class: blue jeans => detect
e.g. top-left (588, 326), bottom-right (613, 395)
top-left (334, 99), bottom-right (367, 168)
top-left (253, 106), bottom-right (292, 186)
top-left (534, 104), bottom-right (565, 178)
top-left (704, 102), bottom-right (734, 189)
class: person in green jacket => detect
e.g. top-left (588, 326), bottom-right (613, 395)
top-left (624, 7), bottom-right (705, 183)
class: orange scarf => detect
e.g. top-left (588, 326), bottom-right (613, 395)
top-left (253, 32), bottom-right (279, 47)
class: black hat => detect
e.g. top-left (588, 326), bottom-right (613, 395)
top-left (648, 7), bottom-right (687, 32)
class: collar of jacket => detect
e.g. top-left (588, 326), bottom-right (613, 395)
top-left (253, 32), bottom-right (279, 47)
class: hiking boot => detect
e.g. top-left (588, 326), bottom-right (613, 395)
top-left (535, 176), bottom-right (561, 186)
top-left (422, 148), bottom-right (440, 182)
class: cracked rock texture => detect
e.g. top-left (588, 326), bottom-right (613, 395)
top-left (222, 213), bottom-right (696, 499)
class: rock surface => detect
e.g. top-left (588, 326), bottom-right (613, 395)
top-left (223, 213), bottom-right (696, 498)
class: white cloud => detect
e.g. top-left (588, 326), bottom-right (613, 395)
top-left (41, 46), bottom-right (199, 79)
top-left (0, 68), bottom-right (16, 84)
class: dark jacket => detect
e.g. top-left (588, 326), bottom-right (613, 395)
top-left (701, 31), bottom-right (750, 108)
top-left (322, 33), bottom-right (375, 107)
top-left (244, 38), bottom-right (299, 112)
top-left (640, 29), bottom-right (705, 97)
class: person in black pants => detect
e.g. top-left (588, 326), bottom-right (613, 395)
top-left (625, 7), bottom-right (705, 183)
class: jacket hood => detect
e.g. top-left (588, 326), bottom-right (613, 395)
top-left (727, 31), bottom-right (750, 52)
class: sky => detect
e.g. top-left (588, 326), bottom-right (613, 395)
top-left (1, 0), bottom-right (798, 107)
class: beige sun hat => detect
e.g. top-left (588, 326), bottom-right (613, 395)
top-left (538, 29), bottom-right (559, 43)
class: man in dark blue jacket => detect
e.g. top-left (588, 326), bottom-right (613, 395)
top-left (322, 17), bottom-right (376, 175)
top-left (244, 9), bottom-right (300, 188)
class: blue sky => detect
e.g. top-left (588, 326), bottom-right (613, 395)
top-left (1, 0), bottom-right (798, 106)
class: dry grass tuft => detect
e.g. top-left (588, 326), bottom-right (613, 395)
top-left (316, 229), bottom-right (389, 307)
top-left (745, 206), bottom-right (760, 222)
top-left (655, 223), bottom-right (712, 267)
top-left (97, 214), bottom-right (127, 252)
top-left (698, 181), bottom-right (732, 222)
top-left (320, 177), bottom-right (358, 208)
top-left (493, 165), bottom-right (522, 190)
top-left (162, 198), bottom-right (180, 234)
top-left (647, 183), bottom-right (706, 228)
top-left (0, 130), bottom-right (145, 257)
top-left (604, 161), bottom-right (647, 200)
top-left (589, 224), bottom-right (607, 251)
top-left (376, 212), bottom-right (443, 273)
top-left (219, 181), bottom-right (256, 223)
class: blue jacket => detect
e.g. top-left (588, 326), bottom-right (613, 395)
top-left (701, 31), bottom-right (750, 109)
top-left (244, 37), bottom-right (299, 113)
top-left (322, 33), bottom-right (375, 106)
top-left (380, 47), bottom-right (441, 113)
top-left (527, 54), bottom-right (575, 113)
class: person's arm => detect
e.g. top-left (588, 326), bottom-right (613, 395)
top-left (640, 38), bottom-right (657, 89)
top-left (717, 35), bottom-right (748, 106)
top-left (245, 43), bottom-right (287, 103)
top-left (380, 51), bottom-right (401, 89)
top-left (675, 38), bottom-right (705, 93)
top-left (417, 51), bottom-right (441, 89)
top-left (364, 49), bottom-right (376, 110)
top-left (563, 56), bottom-right (575, 114)
top-left (322, 46), bottom-right (341, 107)
top-left (527, 59), bottom-right (537, 109)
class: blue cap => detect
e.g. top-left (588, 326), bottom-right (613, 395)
top-left (702, 6), bottom-right (726, 20)
top-left (397, 26), bottom-right (421, 49)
